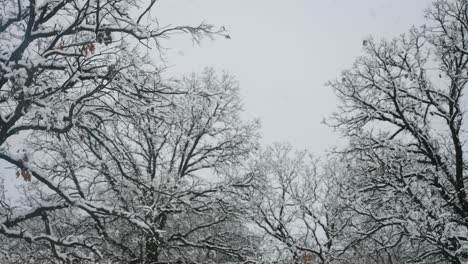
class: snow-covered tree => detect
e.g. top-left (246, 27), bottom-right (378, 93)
top-left (0, 1), bottom-right (260, 263)
top-left (329, 0), bottom-right (468, 262)
top-left (238, 143), bottom-right (338, 264)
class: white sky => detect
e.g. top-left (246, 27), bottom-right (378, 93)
top-left (153, 0), bottom-right (433, 154)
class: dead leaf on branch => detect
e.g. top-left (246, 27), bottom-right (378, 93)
top-left (15, 154), bottom-right (32, 182)
top-left (16, 169), bottom-right (32, 182)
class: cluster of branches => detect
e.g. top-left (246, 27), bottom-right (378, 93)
top-left (235, 144), bottom-right (337, 264)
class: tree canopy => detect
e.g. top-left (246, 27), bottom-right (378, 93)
top-left (1, 0), bottom-right (467, 263)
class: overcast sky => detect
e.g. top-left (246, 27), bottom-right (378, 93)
top-left (151, 0), bottom-right (434, 154)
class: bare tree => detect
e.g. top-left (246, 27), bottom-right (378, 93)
top-left (0, 1), bottom-right (263, 263)
top-left (328, 0), bottom-right (468, 263)
top-left (239, 143), bottom-right (337, 264)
